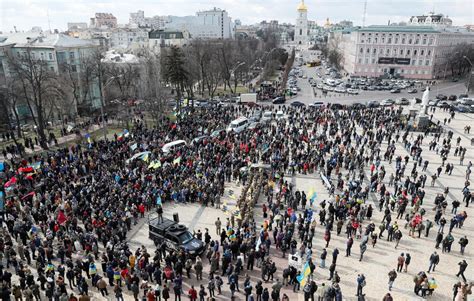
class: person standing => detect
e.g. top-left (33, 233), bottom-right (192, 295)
top-left (456, 260), bottom-right (468, 282)
top-left (396, 253), bottom-right (405, 272)
top-left (459, 236), bottom-right (469, 255)
top-left (320, 249), bottom-right (327, 268)
top-left (356, 274), bottom-right (366, 297)
top-left (346, 236), bottom-right (353, 257)
top-left (404, 253), bottom-right (411, 272)
top-left (428, 251), bottom-right (439, 273)
top-left (215, 218), bottom-right (222, 236)
top-left (388, 269), bottom-right (397, 291)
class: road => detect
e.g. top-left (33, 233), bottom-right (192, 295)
top-left (288, 47), bottom-right (470, 106)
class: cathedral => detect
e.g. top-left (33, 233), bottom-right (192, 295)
top-left (294, 0), bottom-right (308, 45)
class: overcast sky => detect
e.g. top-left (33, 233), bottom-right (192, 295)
top-left (1, 0), bottom-right (473, 33)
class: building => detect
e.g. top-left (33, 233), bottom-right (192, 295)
top-left (90, 13), bottom-right (118, 29)
top-left (330, 24), bottom-right (474, 79)
top-left (166, 8), bottom-right (235, 39)
top-left (408, 12), bottom-right (452, 28)
top-left (109, 28), bottom-right (149, 50)
top-left (129, 10), bottom-right (169, 29)
top-left (294, 0), bottom-right (308, 45)
top-left (0, 32), bottom-right (102, 116)
top-left (149, 29), bottom-right (190, 48)
top-left (67, 23), bottom-right (88, 30)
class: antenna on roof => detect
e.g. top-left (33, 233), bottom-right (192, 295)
top-left (362, 0), bottom-right (367, 28)
top-left (47, 8), bottom-right (52, 33)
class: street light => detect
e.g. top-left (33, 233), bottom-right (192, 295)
top-left (99, 75), bottom-right (122, 140)
top-left (463, 56), bottom-right (473, 93)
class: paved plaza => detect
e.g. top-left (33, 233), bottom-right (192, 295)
top-left (125, 107), bottom-right (474, 301)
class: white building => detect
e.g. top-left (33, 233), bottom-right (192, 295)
top-left (109, 28), bottom-right (149, 50)
top-left (149, 29), bottom-right (190, 48)
top-left (129, 10), bottom-right (169, 29)
top-left (294, 0), bottom-right (308, 45)
top-left (330, 24), bottom-right (474, 79)
top-left (166, 8), bottom-right (235, 39)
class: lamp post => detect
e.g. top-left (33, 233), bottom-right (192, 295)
top-left (463, 56), bottom-right (473, 93)
top-left (99, 75), bottom-right (122, 141)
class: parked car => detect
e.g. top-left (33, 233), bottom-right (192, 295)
top-left (407, 88), bottom-right (418, 94)
top-left (436, 94), bottom-right (447, 100)
top-left (395, 98), bottom-right (409, 105)
top-left (310, 101), bottom-right (325, 108)
top-left (367, 100), bottom-right (380, 108)
top-left (381, 99), bottom-right (395, 106)
top-left (272, 96), bottom-right (285, 104)
top-left (453, 104), bottom-right (471, 113)
top-left (437, 101), bottom-right (451, 108)
top-left (390, 89), bottom-right (401, 94)
top-left (347, 88), bottom-right (359, 95)
top-left (291, 101), bottom-right (306, 107)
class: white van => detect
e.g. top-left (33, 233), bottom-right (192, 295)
top-left (162, 140), bottom-right (187, 154)
top-left (226, 117), bottom-right (249, 133)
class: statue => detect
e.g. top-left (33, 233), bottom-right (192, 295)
top-left (410, 97), bottom-right (417, 110)
top-left (420, 86), bottom-right (430, 116)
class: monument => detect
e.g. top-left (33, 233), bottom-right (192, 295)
top-left (417, 86), bottom-right (431, 129)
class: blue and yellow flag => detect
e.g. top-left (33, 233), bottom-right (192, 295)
top-left (297, 261), bottom-right (312, 286)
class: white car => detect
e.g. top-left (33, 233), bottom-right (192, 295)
top-left (334, 86), bottom-right (346, 93)
top-left (347, 88), bottom-right (359, 95)
top-left (381, 99), bottom-right (395, 106)
top-left (261, 111), bottom-right (273, 123)
top-left (276, 111), bottom-right (286, 120)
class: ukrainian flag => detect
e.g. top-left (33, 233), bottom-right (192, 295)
top-left (297, 261), bottom-right (312, 286)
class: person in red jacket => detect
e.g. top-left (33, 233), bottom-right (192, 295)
top-left (188, 285), bottom-right (198, 301)
top-left (138, 203), bottom-right (145, 218)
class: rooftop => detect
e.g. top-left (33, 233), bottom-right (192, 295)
top-left (0, 32), bottom-right (95, 48)
top-left (357, 25), bottom-right (440, 33)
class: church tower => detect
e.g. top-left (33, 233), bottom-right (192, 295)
top-left (294, 0), bottom-right (308, 45)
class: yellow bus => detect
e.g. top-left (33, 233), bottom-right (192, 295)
top-left (306, 60), bottom-right (321, 67)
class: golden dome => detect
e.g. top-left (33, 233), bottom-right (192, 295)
top-left (297, 0), bottom-right (308, 11)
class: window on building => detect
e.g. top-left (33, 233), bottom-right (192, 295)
top-left (402, 38), bottom-right (406, 44)
top-left (386, 48), bottom-right (389, 54)
top-left (373, 48), bottom-right (376, 54)
top-left (414, 50), bottom-right (417, 55)
top-left (367, 38), bottom-right (371, 43)
top-left (422, 39), bottom-right (427, 44)
top-left (415, 38), bottom-right (419, 44)
top-left (365, 58), bottom-right (368, 64)
top-left (382, 38), bottom-right (385, 43)
top-left (71, 65), bottom-right (77, 72)
top-left (400, 49), bottom-right (404, 55)
top-left (358, 58), bottom-right (362, 63)
top-left (425, 60), bottom-right (430, 66)
top-left (375, 38), bottom-right (378, 43)
top-left (395, 38), bottom-right (398, 44)
top-left (418, 59), bottom-right (422, 65)
top-left (366, 48), bottom-right (370, 53)
top-left (428, 50), bottom-right (431, 56)
top-left (429, 38), bottom-right (434, 45)
top-left (50, 66), bottom-right (54, 71)
top-left (360, 47), bottom-right (363, 54)
top-left (388, 38), bottom-right (392, 44)
top-left (408, 39), bottom-right (412, 44)
top-left (393, 49), bottom-right (397, 55)
top-left (48, 53), bottom-right (53, 60)
top-left (69, 52), bottom-right (75, 60)
top-left (300, 29), bottom-right (302, 35)
top-left (407, 49), bottom-right (411, 55)
top-left (40, 52), bottom-right (44, 60)
top-left (421, 50), bottom-right (424, 55)
top-left (372, 58), bottom-right (375, 64)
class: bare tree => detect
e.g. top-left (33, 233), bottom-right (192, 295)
top-left (6, 49), bottom-right (63, 148)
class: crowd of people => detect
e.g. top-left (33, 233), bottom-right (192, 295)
top-left (0, 101), bottom-right (472, 301)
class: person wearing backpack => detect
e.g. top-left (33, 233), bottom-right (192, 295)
top-left (388, 269), bottom-right (397, 291)
top-left (356, 274), bottom-right (366, 297)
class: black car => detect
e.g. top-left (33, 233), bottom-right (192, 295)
top-left (436, 94), bottom-right (447, 100)
top-left (329, 103), bottom-right (344, 110)
top-left (272, 96), bottom-right (286, 104)
top-left (351, 103), bottom-right (366, 109)
top-left (148, 215), bottom-right (205, 256)
top-left (448, 95), bottom-right (457, 101)
top-left (291, 101), bottom-right (305, 107)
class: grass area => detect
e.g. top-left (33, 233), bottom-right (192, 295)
top-left (215, 85), bottom-right (249, 95)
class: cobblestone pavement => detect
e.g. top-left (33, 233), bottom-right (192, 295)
top-left (126, 108), bottom-right (474, 301)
